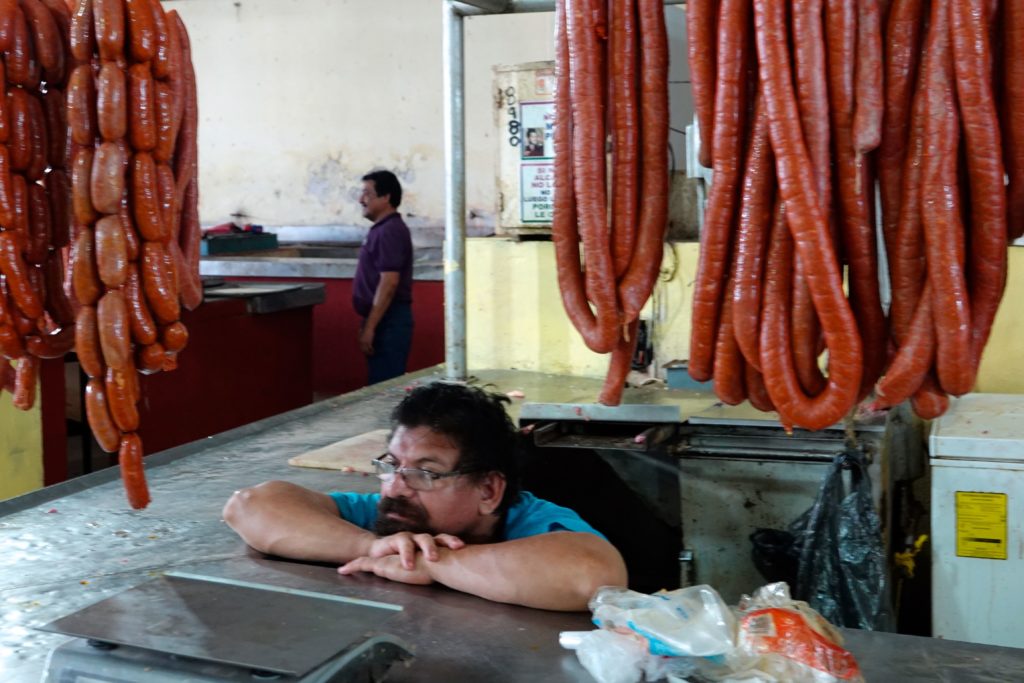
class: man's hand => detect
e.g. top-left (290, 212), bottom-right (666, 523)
top-left (338, 554), bottom-right (434, 585)
top-left (358, 324), bottom-right (375, 355)
top-left (367, 532), bottom-right (465, 569)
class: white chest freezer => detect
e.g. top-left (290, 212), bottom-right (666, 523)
top-left (930, 393), bottom-right (1024, 647)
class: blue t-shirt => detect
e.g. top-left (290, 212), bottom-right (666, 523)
top-left (328, 491), bottom-right (604, 540)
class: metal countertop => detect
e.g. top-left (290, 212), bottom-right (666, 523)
top-left (2, 368), bottom-right (1023, 681)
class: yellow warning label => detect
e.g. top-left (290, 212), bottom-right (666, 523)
top-left (955, 492), bottom-right (1007, 560)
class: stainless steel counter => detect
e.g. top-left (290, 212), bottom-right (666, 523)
top-left (2, 369), bottom-right (1023, 681)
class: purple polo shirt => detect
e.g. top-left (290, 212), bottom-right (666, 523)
top-left (352, 212), bottom-right (414, 318)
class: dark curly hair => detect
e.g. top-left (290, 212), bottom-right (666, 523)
top-left (391, 382), bottom-right (521, 514)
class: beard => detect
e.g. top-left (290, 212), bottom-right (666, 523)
top-left (373, 496), bottom-right (432, 537)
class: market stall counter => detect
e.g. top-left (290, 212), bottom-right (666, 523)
top-left (2, 370), bottom-right (1023, 682)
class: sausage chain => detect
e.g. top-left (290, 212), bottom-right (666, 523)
top-left (1, 0), bottom-right (200, 510)
top-left (689, 0), bottom-right (1013, 428)
top-left (553, 0), bottom-right (669, 406)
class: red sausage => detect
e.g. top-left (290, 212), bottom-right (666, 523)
top-left (118, 431), bottom-right (150, 509)
top-left (26, 325), bottom-right (75, 358)
top-left (753, 0), bottom-right (863, 431)
top-left (89, 140), bottom-right (125, 214)
top-left (743, 362), bottom-right (775, 413)
top-left (70, 144), bottom-right (98, 224)
top-left (94, 213), bottom-right (127, 287)
top-left (96, 288), bottom-right (130, 370)
top-left (124, 261), bottom-right (156, 344)
top-left (615, 0), bottom-right (669, 323)
top-left (686, 0), bottom-right (716, 168)
top-left (96, 61), bottom-right (127, 141)
top-left (874, 282), bottom-right (934, 407)
top-left (951, 0), bottom-right (1009, 377)
top-left (66, 63), bottom-right (96, 146)
top-left (910, 373), bottom-right (950, 420)
top-left (105, 364), bottom-right (138, 431)
top-left (827, 0), bottom-right (887, 400)
top-left (565, 0), bottom-right (620, 351)
top-left (131, 151), bottom-right (164, 241)
top-left (878, 0), bottom-right (925, 269)
top-left (688, 0), bottom-right (749, 382)
top-left (93, 0), bottom-right (124, 62)
top-left (177, 177), bottom-right (202, 310)
top-left (7, 87), bottom-right (31, 173)
top-left (12, 354), bottom-right (38, 409)
top-left (597, 319), bottom-right (639, 407)
top-left (712, 275), bottom-right (747, 406)
top-left (550, 0), bottom-right (618, 354)
top-left (74, 303), bottom-right (103, 377)
top-left (0, 230), bottom-right (43, 317)
top-left (1005, 0), bottom-right (1024, 241)
top-left (68, 0), bottom-right (94, 64)
top-left (123, 0), bottom-right (154, 62)
top-left (608, 0), bottom-right (638, 279)
top-left (70, 225), bottom-right (101, 305)
top-left (919, 0), bottom-right (973, 396)
top-left (140, 240), bottom-right (178, 324)
top-left (85, 376), bottom-right (119, 452)
top-left (43, 246), bottom-right (74, 325)
top-left (127, 61), bottom-right (156, 151)
top-left (852, 0), bottom-right (883, 152)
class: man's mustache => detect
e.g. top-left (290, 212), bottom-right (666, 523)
top-left (375, 496), bottom-right (430, 535)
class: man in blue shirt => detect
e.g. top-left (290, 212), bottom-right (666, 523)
top-left (352, 170), bottom-right (414, 384)
top-left (224, 383), bottom-right (627, 611)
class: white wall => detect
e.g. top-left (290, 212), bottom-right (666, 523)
top-left (168, 1), bottom-right (690, 235)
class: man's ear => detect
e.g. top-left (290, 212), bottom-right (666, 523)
top-left (476, 472), bottom-right (506, 516)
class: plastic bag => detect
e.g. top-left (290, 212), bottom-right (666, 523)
top-left (564, 582), bottom-right (864, 683)
top-left (730, 583), bottom-right (866, 683)
top-left (751, 448), bottom-right (892, 630)
top-left (589, 585), bottom-right (736, 658)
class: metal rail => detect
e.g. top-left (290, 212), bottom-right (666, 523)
top-left (442, 0), bottom-right (686, 381)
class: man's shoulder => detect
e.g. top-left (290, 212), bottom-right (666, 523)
top-left (504, 492), bottom-right (604, 540)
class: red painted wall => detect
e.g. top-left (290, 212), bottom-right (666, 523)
top-left (134, 298), bottom-right (315, 454)
top-left (226, 277), bottom-right (445, 397)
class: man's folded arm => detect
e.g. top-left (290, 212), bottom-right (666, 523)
top-left (223, 481), bottom-right (374, 564)
top-left (423, 530), bottom-right (628, 611)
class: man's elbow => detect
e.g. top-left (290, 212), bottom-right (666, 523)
top-left (571, 544), bottom-right (628, 609)
top-left (222, 481), bottom-right (284, 553)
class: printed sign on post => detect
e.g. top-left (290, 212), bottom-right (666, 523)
top-left (520, 101), bottom-right (554, 160)
top-left (520, 163), bottom-right (553, 223)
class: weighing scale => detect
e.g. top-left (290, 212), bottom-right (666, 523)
top-left (37, 572), bottom-right (414, 682)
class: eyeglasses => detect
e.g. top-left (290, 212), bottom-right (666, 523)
top-left (372, 454), bottom-right (471, 491)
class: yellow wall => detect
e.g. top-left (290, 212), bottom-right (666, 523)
top-left (467, 238), bottom-right (1024, 395)
top-left (0, 363), bottom-right (43, 499)
top-left (466, 238), bottom-right (700, 377)
top-left (976, 248), bottom-right (1024, 392)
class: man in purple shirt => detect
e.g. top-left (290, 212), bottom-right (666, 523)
top-left (353, 171), bottom-right (414, 384)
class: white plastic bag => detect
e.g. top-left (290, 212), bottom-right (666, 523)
top-left (589, 585), bottom-right (736, 658)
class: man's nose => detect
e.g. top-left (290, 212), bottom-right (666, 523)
top-left (381, 472), bottom-right (413, 496)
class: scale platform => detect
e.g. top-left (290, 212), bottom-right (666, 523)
top-left (37, 571), bottom-right (413, 682)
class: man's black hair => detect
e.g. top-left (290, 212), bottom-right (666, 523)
top-left (391, 382), bottom-right (521, 514)
top-left (362, 170), bottom-right (403, 209)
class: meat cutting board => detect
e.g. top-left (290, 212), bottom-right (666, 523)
top-left (287, 429), bottom-right (390, 473)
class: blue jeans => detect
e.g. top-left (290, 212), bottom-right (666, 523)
top-left (366, 302), bottom-right (413, 385)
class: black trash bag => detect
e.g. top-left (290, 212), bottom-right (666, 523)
top-left (750, 448), bottom-right (893, 631)
top-left (750, 528), bottom-right (799, 588)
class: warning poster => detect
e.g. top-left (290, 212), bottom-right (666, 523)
top-left (956, 491), bottom-right (1008, 560)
